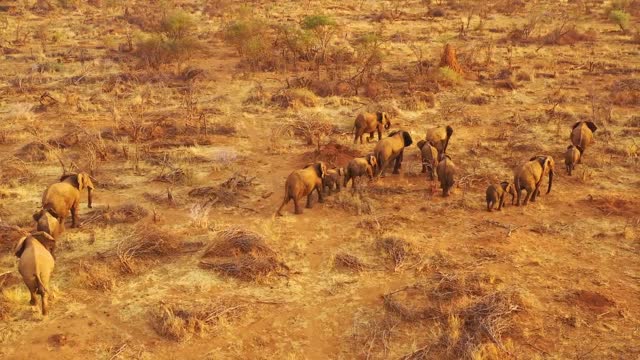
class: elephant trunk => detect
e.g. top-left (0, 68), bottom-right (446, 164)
top-left (547, 170), bottom-right (553, 194)
top-left (87, 188), bottom-right (93, 208)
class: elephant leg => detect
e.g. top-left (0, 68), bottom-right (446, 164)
top-left (70, 204), bottom-right (79, 228)
top-left (392, 151), bottom-right (404, 174)
top-left (377, 129), bottom-right (382, 141)
top-left (523, 189), bottom-right (532, 205)
top-left (41, 292), bottom-right (48, 315)
top-left (336, 181), bottom-right (341, 192)
top-left (293, 198), bottom-right (303, 214)
top-left (516, 188), bottom-right (522, 206)
top-left (498, 196), bottom-right (505, 210)
top-left (487, 201), bottom-right (493, 212)
top-left (367, 132), bottom-right (374, 142)
top-left (29, 289), bottom-right (37, 305)
top-left (317, 186), bottom-right (324, 204)
top-left (531, 187), bottom-right (540, 202)
top-left (306, 194), bottom-right (313, 208)
top-left (421, 158), bottom-right (427, 173)
top-left (354, 132), bottom-right (359, 144)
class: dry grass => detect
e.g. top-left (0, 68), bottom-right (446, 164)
top-left (150, 300), bottom-right (245, 342)
top-left (188, 173), bottom-right (256, 207)
top-left (199, 227), bottom-right (286, 281)
top-left (334, 252), bottom-right (368, 272)
top-left (586, 195), bottom-right (639, 217)
top-left (114, 223), bottom-right (181, 274)
top-left (83, 203), bottom-right (149, 226)
top-left (203, 227), bottom-right (275, 258)
top-left (331, 192), bottom-right (374, 215)
top-left (376, 236), bottom-right (416, 272)
top-left (75, 261), bottom-right (117, 291)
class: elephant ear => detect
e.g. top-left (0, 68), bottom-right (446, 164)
top-left (61, 173), bottom-right (80, 188)
top-left (417, 140), bottom-right (426, 150)
top-left (376, 112), bottom-right (383, 123)
top-left (14, 236), bottom-right (28, 258)
top-left (585, 121), bottom-right (597, 133)
top-left (571, 122), bottom-right (582, 130)
top-left (567, 145), bottom-right (574, 150)
top-left (367, 154), bottom-right (377, 166)
top-left (536, 156), bottom-right (547, 168)
top-left (402, 131), bottom-right (413, 147)
top-left (575, 145), bottom-right (584, 154)
top-left (500, 181), bottom-right (509, 190)
top-left (314, 162), bottom-right (326, 178)
top-left (32, 210), bottom-right (43, 222)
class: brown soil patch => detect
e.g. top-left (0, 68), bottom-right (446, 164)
top-left (569, 290), bottom-right (615, 311)
top-left (301, 142), bottom-right (362, 167)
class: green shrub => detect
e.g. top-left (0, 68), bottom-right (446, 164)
top-left (160, 10), bottom-right (196, 41)
top-left (438, 66), bottom-right (462, 85)
top-left (301, 15), bottom-right (337, 30)
top-left (223, 17), bottom-right (272, 70)
top-left (609, 10), bottom-right (630, 32)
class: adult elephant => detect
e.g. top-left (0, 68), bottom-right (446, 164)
top-left (42, 172), bottom-right (94, 229)
top-left (374, 130), bottom-right (413, 177)
top-left (570, 121), bottom-right (597, 159)
top-left (353, 112), bottom-right (391, 144)
top-left (14, 233), bottom-right (56, 315)
top-left (276, 162), bottom-right (327, 216)
top-left (514, 156), bottom-right (555, 206)
top-left (425, 125), bottom-right (453, 156)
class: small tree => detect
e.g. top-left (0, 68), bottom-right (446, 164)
top-left (609, 10), bottom-right (630, 33)
top-left (301, 15), bottom-right (337, 66)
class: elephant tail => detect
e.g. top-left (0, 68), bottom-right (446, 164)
top-left (276, 184), bottom-right (290, 216)
top-left (35, 273), bottom-right (48, 296)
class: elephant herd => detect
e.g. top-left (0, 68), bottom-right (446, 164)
top-left (9, 114), bottom-right (597, 316)
top-left (12, 173), bottom-right (94, 315)
top-left (277, 111), bottom-right (598, 216)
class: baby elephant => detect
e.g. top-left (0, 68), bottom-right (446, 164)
top-left (486, 182), bottom-right (516, 212)
top-left (436, 154), bottom-right (456, 197)
top-left (14, 233), bottom-right (56, 315)
top-left (564, 145), bottom-right (582, 176)
top-left (33, 208), bottom-right (61, 256)
top-left (344, 154), bottom-right (378, 190)
top-left (323, 168), bottom-right (345, 194)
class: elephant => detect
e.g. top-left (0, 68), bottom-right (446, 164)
top-left (374, 130), bottom-right (413, 177)
top-left (14, 233), bottom-right (55, 315)
top-left (323, 168), bottom-right (345, 194)
top-left (513, 156), bottom-right (555, 206)
top-left (344, 154), bottom-right (378, 189)
top-left (32, 208), bottom-right (61, 256)
top-left (416, 140), bottom-right (439, 180)
top-left (353, 112), bottom-right (391, 144)
top-left (570, 121), bottom-right (597, 156)
top-left (425, 125), bottom-right (454, 156)
top-left (564, 145), bottom-right (582, 176)
top-left (486, 181), bottom-right (516, 212)
top-left (276, 162), bottom-right (326, 216)
top-left (436, 154), bottom-right (456, 197)
top-left (42, 172), bottom-right (94, 229)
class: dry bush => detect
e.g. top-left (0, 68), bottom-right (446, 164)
top-left (352, 312), bottom-right (400, 359)
top-left (376, 236), bottom-right (416, 272)
top-left (290, 113), bottom-right (333, 148)
top-left (446, 290), bottom-right (523, 357)
top-left (610, 79), bottom-right (640, 106)
top-left (14, 142), bottom-right (47, 162)
top-left (154, 167), bottom-right (194, 185)
top-left (114, 223), bottom-right (181, 274)
top-left (203, 228), bottom-right (274, 258)
top-left (331, 192), bottom-right (374, 215)
top-left (0, 222), bottom-right (28, 255)
top-left (271, 88), bottom-right (318, 108)
top-left (150, 300), bottom-right (245, 342)
top-left (188, 173), bottom-right (256, 208)
top-left (382, 286), bottom-right (437, 322)
top-left (200, 227), bottom-right (286, 281)
top-left (515, 71), bottom-right (532, 81)
top-left (334, 253), bottom-right (368, 272)
top-left (539, 25), bottom-right (597, 45)
top-left (83, 203), bottom-right (149, 226)
top-left (0, 157), bottom-right (35, 185)
top-left (75, 261), bottom-right (117, 291)
top-left (400, 92), bottom-right (435, 111)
